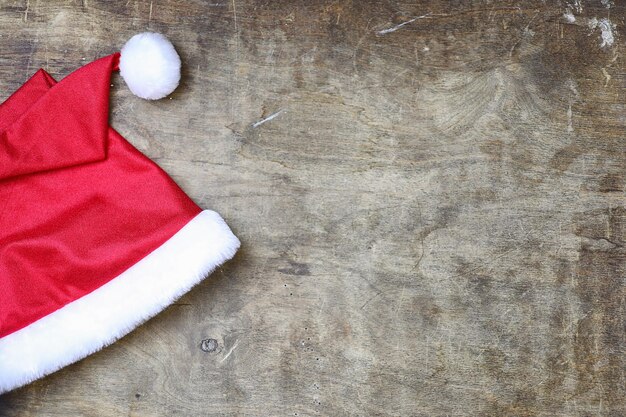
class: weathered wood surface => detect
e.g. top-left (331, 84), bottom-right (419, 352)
top-left (1, 0), bottom-right (624, 416)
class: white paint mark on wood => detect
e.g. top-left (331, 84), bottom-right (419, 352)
top-left (563, 10), bottom-right (576, 23)
top-left (588, 17), bottom-right (616, 47)
top-left (377, 13), bottom-right (431, 35)
top-left (252, 110), bottom-right (284, 128)
top-left (597, 18), bottom-right (615, 47)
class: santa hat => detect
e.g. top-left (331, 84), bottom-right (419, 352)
top-left (0, 33), bottom-right (240, 393)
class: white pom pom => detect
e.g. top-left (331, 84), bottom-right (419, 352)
top-left (119, 32), bottom-right (181, 100)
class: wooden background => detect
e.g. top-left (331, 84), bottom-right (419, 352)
top-left (0, 0), bottom-right (624, 415)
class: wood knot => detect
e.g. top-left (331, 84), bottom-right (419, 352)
top-left (200, 338), bottom-right (219, 353)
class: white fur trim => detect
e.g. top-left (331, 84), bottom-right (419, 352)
top-left (119, 32), bottom-right (181, 100)
top-left (0, 210), bottom-right (239, 394)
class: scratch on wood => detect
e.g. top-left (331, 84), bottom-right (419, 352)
top-left (45, 44), bottom-right (49, 71)
top-left (567, 103), bottom-right (574, 133)
top-left (393, 287), bottom-right (406, 319)
top-left (230, 0), bottom-right (239, 119)
top-left (148, 1), bottom-right (153, 22)
top-left (352, 18), bottom-right (374, 73)
top-left (601, 68), bottom-right (611, 86)
top-left (231, 0), bottom-right (238, 32)
top-left (25, 39), bottom-right (36, 75)
top-left (509, 11), bottom-right (539, 57)
top-left (377, 13), bottom-right (431, 35)
top-left (220, 339), bottom-right (240, 363)
top-left (318, 299), bottom-right (325, 316)
top-left (360, 290), bottom-right (383, 310)
top-left (23, 0), bottom-right (29, 22)
top-left (252, 110), bottom-right (284, 128)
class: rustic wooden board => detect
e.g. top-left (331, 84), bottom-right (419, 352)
top-left (0, 0), bottom-right (624, 416)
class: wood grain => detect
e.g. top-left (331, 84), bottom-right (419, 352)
top-left (0, 0), bottom-right (624, 416)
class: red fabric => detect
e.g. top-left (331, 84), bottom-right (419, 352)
top-left (0, 54), bottom-right (201, 338)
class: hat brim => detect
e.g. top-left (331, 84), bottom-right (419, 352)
top-left (0, 210), bottom-right (239, 394)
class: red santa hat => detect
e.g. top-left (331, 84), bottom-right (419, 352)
top-left (0, 33), bottom-right (240, 393)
